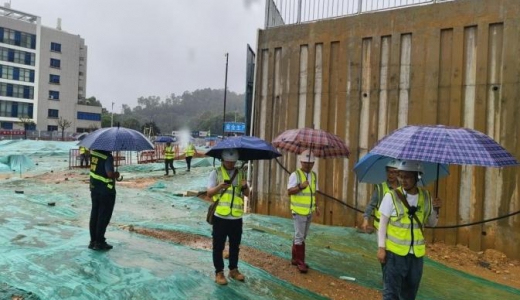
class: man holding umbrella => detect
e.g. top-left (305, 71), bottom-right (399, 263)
top-left (287, 149), bottom-right (320, 273)
top-left (377, 160), bottom-right (442, 299)
top-left (88, 150), bottom-right (120, 251)
top-left (206, 148), bottom-right (249, 285)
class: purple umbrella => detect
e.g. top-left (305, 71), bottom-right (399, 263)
top-left (370, 125), bottom-right (519, 167)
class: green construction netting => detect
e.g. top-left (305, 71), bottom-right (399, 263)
top-left (1, 140), bottom-right (520, 300)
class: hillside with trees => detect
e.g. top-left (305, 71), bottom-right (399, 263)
top-left (100, 88), bottom-right (246, 135)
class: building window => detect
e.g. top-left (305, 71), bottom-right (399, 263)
top-left (47, 125), bottom-right (58, 131)
top-left (0, 47), bottom-right (35, 66)
top-left (0, 101), bottom-right (32, 118)
top-left (48, 109), bottom-right (59, 118)
top-left (49, 74), bottom-right (60, 84)
top-left (0, 82), bottom-right (34, 99)
top-left (50, 42), bottom-right (61, 52)
top-left (1, 122), bottom-right (13, 129)
top-left (49, 90), bottom-right (60, 100)
top-left (50, 58), bottom-right (61, 69)
top-left (77, 111), bottom-right (101, 121)
top-left (0, 27), bottom-right (36, 49)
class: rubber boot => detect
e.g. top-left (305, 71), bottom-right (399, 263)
top-left (302, 242), bottom-right (309, 268)
top-left (295, 244), bottom-right (308, 273)
top-left (291, 243), bottom-right (298, 265)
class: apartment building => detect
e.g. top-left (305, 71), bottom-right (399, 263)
top-left (0, 4), bottom-right (100, 136)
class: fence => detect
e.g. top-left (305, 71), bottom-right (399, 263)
top-left (265, 0), bottom-right (454, 27)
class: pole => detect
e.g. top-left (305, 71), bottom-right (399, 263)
top-left (111, 102), bottom-right (114, 127)
top-left (222, 53), bottom-right (229, 136)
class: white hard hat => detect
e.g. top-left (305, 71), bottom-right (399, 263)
top-left (386, 159), bottom-right (401, 169)
top-left (397, 160), bottom-right (423, 173)
top-left (299, 150), bottom-right (316, 163)
top-left (221, 149), bottom-right (239, 162)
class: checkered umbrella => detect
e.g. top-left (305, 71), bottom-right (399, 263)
top-left (370, 125), bottom-right (519, 167)
top-left (79, 126), bottom-right (154, 152)
top-left (272, 128), bottom-right (350, 158)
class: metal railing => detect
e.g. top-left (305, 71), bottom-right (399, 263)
top-left (265, 0), bottom-right (454, 28)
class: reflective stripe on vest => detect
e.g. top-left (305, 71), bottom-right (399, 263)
top-left (212, 166), bottom-right (244, 217)
top-left (165, 146), bottom-right (174, 159)
top-left (385, 187), bottom-right (431, 257)
top-left (373, 182), bottom-right (392, 229)
top-left (290, 169), bottom-right (316, 215)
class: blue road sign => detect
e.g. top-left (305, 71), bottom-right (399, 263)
top-left (224, 122), bottom-right (246, 133)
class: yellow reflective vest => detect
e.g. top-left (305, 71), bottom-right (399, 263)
top-left (213, 166), bottom-right (245, 218)
top-left (373, 182), bottom-right (393, 229)
top-left (185, 144), bottom-right (196, 157)
top-left (290, 169), bottom-right (316, 216)
top-left (385, 187), bottom-right (432, 257)
top-left (164, 146), bottom-right (174, 160)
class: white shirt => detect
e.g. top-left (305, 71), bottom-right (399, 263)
top-left (287, 170), bottom-right (319, 190)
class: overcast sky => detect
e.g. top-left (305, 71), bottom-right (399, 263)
top-left (9, 0), bottom-right (265, 110)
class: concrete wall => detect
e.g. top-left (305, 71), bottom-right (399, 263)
top-left (252, 0), bottom-right (520, 259)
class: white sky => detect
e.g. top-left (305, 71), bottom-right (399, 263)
top-left (8, 0), bottom-right (265, 110)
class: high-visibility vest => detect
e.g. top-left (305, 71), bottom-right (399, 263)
top-left (79, 146), bottom-right (86, 154)
top-left (185, 144), bottom-right (195, 157)
top-left (385, 187), bottom-right (432, 257)
top-left (89, 150), bottom-right (115, 194)
top-left (290, 169), bottom-right (316, 216)
top-left (164, 146), bottom-right (174, 160)
top-left (213, 166), bottom-right (245, 218)
top-left (373, 182), bottom-right (393, 229)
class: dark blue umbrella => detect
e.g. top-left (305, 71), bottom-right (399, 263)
top-left (155, 136), bottom-right (176, 143)
top-left (354, 153), bottom-right (449, 185)
top-left (205, 136), bottom-right (282, 161)
top-left (79, 127), bottom-right (154, 151)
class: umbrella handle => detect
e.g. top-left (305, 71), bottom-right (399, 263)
top-left (116, 175), bottom-right (123, 182)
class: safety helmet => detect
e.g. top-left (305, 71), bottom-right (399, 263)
top-left (299, 149), bottom-right (316, 163)
top-left (396, 160), bottom-right (423, 174)
top-left (386, 159), bottom-right (401, 169)
top-left (221, 149), bottom-right (239, 162)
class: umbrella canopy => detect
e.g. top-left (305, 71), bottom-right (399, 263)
top-left (79, 127), bottom-right (154, 152)
top-left (370, 125), bottom-right (519, 167)
top-left (205, 136), bottom-right (282, 161)
top-left (272, 128), bottom-right (350, 158)
top-left (155, 136), bottom-right (176, 143)
top-left (354, 153), bottom-right (449, 185)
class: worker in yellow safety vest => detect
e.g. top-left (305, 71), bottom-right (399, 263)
top-left (361, 159), bottom-right (400, 233)
top-left (79, 146), bottom-right (90, 168)
top-left (287, 150), bottom-right (320, 273)
top-left (184, 141), bottom-right (198, 172)
top-left (206, 148), bottom-right (249, 285)
top-left (163, 142), bottom-right (176, 175)
top-left (377, 160), bottom-right (442, 300)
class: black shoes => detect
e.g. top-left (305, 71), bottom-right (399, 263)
top-left (90, 241), bottom-right (113, 251)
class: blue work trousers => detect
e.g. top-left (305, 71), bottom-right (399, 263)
top-left (382, 251), bottom-right (424, 300)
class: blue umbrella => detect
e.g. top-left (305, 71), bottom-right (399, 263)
top-left (371, 125), bottom-right (519, 167)
top-left (79, 127), bottom-right (154, 151)
top-left (205, 136), bottom-right (282, 161)
top-left (155, 136), bottom-right (176, 143)
top-left (354, 153), bottom-right (449, 185)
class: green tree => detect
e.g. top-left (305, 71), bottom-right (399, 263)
top-left (122, 118), bottom-right (141, 131)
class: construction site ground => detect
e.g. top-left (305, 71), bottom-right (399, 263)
top-left (1, 140), bottom-right (520, 300)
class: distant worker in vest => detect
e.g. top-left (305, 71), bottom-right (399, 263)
top-left (79, 146), bottom-right (90, 168)
top-left (377, 160), bottom-right (442, 300)
top-left (184, 140), bottom-right (198, 172)
top-left (287, 149), bottom-right (320, 273)
top-left (88, 150), bottom-right (121, 251)
top-left (361, 159), bottom-right (400, 233)
top-left (206, 148), bottom-right (249, 285)
top-left (163, 141), bottom-right (176, 176)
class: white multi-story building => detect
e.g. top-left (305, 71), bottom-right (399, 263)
top-left (0, 4), bottom-right (100, 137)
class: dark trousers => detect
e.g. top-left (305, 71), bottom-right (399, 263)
top-left (89, 191), bottom-right (116, 243)
top-left (185, 156), bottom-right (193, 170)
top-left (382, 251), bottom-right (424, 300)
top-left (80, 154), bottom-right (89, 167)
top-left (212, 216), bottom-right (243, 274)
top-left (164, 159), bottom-right (175, 174)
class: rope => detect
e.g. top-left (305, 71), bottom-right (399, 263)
top-left (273, 157), bottom-right (520, 229)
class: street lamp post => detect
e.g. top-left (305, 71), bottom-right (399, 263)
top-left (111, 102), bottom-right (114, 127)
